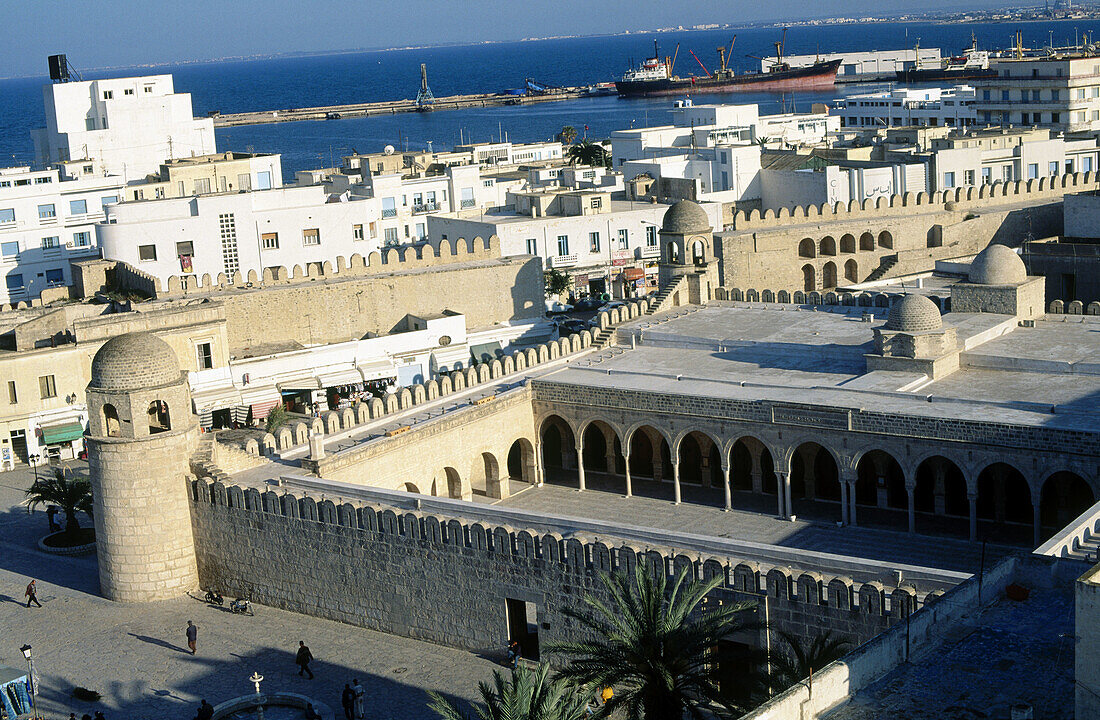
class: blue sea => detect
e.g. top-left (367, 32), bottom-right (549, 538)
top-left (3, 19), bottom-right (1100, 179)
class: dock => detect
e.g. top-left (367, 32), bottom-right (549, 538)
top-left (210, 88), bottom-right (597, 127)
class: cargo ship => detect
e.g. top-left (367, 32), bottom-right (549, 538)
top-left (896, 39), bottom-right (997, 83)
top-left (615, 35), bottom-right (841, 98)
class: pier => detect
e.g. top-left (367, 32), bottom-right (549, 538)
top-left (209, 88), bottom-right (596, 127)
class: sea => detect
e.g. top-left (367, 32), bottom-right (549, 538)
top-left (4, 18), bottom-right (1100, 180)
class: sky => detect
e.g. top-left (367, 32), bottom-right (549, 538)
top-left (2, 0), bottom-right (1011, 77)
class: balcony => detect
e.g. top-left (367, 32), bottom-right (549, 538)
top-left (639, 245), bottom-right (660, 258)
top-left (382, 208), bottom-right (397, 218)
top-left (460, 198), bottom-right (476, 209)
top-left (550, 254), bottom-right (578, 268)
top-left (412, 201), bottom-right (439, 215)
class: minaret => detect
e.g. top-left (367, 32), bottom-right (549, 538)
top-left (657, 199), bottom-right (718, 304)
top-left (86, 332), bottom-right (199, 602)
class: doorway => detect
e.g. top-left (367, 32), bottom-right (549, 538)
top-left (505, 598), bottom-right (540, 661)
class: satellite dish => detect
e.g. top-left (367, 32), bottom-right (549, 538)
top-left (383, 145), bottom-right (395, 155)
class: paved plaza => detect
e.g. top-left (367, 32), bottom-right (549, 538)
top-left (0, 464), bottom-right (497, 720)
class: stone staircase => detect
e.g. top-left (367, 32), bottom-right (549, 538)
top-left (190, 433), bottom-right (232, 485)
top-left (863, 254), bottom-right (899, 283)
top-left (645, 275), bottom-right (686, 316)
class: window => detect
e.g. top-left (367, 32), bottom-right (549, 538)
top-left (103, 90), bottom-right (113, 100)
top-left (384, 227), bottom-right (398, 244)
top-left (1078, 88), bottom-right (1086, 99)
top-left (982, 90), bottom-right (991, 101)
top-left (368, 222), bottom-right (377, 238)
top-left (646, 226), bottom-right (658, 247)
top-left (382, 197), bottom-right (396, 218)
top-left (353, 224), bottom-right (364, 241)
top-left (39, 375), bottom-right (56, 399)
top-left (101, 195), bottom-right (118, 210)
top-left (260, 232), bottom-right (279, 250)
top-left (144, 85), bottom-right (153, 93)
top-left (1050, 161), bottom-right (1060, 176)
top-left (73, 231), bottom-right (91, 247)
top-left (590, 197), bottom-right (602, 209)
top-left (943, 172), bottom-right (955, 188)
top-left (964, 170), bottom-right (975, 186)
top-left (6, 381), bottom-right (15, 404)
top-left (617, 228), bottom-right (629, 249)
top-left (176, 241), bottom-right (194, 257)
top-left (138, 244), bottom-right (157, 261)
top-left (415, 222), bottom-right (425, 240)
top-left (1032, 90), bottom-right (1041, 102)
top-left (1052, 90), bottom-right (1060, 102)
top-left (1003, 165), bottom-right (1013, 181)
top-left (0, 208), bottom-right (14, 223)
top-left (1027, 163), bottom-right (1039, 179)
top-left (1001, 90), bottom-right (1010, 102)
top-left (196, 342), bottom-right (214, 370)
top-left (1086, 156), bottom-right (1094, 173)
top-left (83, 164), bottom-right (94, 174)
top-left (5, 274), bottom-right (23, 291)
top-left (582, 170), bottom-right (596, 179)
top-left (1020, 112), bottom-right (1029, 124)
top-left (237, 173), bottom-right (252, 191)
top-left (33, 176), bottom-right (51, 184)
top-left (1052, 112), bottom-right (1061, 125)
top-left (192, 178), bottom-right (211, 195)
top-left (982, 167), bottom-right (992, 184)
top-left (483, 179), bottom-right (494, 187)
top-left (41, 236), bottom-right (59, 249)
top-left (556, 235), bottom-right (569, 256)
top-left (256, 171), bottom-right (272, 190)
top-left (1, 241), bottom-right (18, 257)
top-left (302, 228), bottom-right (320, 245)
top-left (69, 199), bottom-right (87, 215)
top-left (45, 268), bottom-right (63, 285)
top-left (525, 238), bottom-right (537, 255)
top-left (589, 232), bottom-right (600, 253)
top-left (38, 203), bottom-right (56, 219)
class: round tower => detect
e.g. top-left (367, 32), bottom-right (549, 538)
top-left (657, 199), bottom-right (718, 303)
top-left (86, 332), bottom-right (199, 602)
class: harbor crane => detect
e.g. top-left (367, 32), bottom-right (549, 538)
top-left (716, 36), bottom-right (737, 75)
top-left (416, 63), bottom-right (434, 111)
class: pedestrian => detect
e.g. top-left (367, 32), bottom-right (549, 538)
top-left (24, 579), bottom-right (41, 608)
top-left (304, 703), bottom-right (321, 720)
top-left (47, 506), bottom-right (61, 532)
top-left (68, 714), bottom-right (77, 720)
top-left (185, 620), bottom-right (198, 654)
top-left (341, 683), bottom-right (354, 720)
top-left (296, 640), bottom-right (314, 679)
top-left (196, 699), bottom-right (214, 720)
top-left (94, 712), bottom-right (106, 720)
top-left (351, 678), bottom-right (365, 720)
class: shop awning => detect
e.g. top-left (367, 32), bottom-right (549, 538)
top-left (316, 368), bottom-right (364, 388)
top-left (40, 421), bottom-right (84, 445)
top-left (357, 358), bottom-right (397, 381)
top-left (239, 384), bottom-right (282, 421)
top-left (276, 372), bottom-right (321, 391)
top-left (621, 267), bottom-right (645, 281)
top-left (190, 386), bottom-right (243, 413)
top-left (470, 341), bottom-right (503, 364)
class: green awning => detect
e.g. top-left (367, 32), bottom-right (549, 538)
top-left (40, 421), bottom-right (84, 445)
top-left (470, 341), bottom-right (503, 364)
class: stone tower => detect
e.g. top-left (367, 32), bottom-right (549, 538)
top-left (657, 199), bottom-right (719, 304)
top-left (86, 332), bottom-right (199, 602)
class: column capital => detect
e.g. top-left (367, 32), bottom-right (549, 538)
top-left (773, 470), bottom-right (790, 480)
top-left (840, 469), bottom-right (858, 484)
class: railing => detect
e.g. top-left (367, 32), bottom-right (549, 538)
top-left (460, 198), bottom-right (476, 209)
top-left (1035, 497), bottom-right (1100, 559)
top-left (639, 245), bottom-right (660, 258)
top-left (412, 201), bottom-right (439, 214)
top-left (381, 208), bottom-right (397, 218)
top-left (550, 254), bottom-right (578, 267)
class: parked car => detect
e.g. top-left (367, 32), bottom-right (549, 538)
top-left (556, 319), bottom-right (591, 336)
top-left (545, 299), bottom-right (574, 314)
top-left (573, 297), bottom-right (607, 312)
top-left (605, 300), bottom-right (627, 309)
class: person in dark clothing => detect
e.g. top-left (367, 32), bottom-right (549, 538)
top-left (196, 699), bottom-right (214, 720)
top-left (304, 704), bottom-right (321, 720)
top-left (185, 620), bottom-right (198, 654)
top-left (296, 640), bottom-right (314, 678)
top-left (341, 683), bottom-right (355, 720)
top-left (25, 579), bottom-right (42, 608)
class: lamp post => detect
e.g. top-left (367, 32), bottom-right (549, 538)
top-left (20, 644), bottom-right (38, 720)
top-left (28, 453), bottom-right (40, 484)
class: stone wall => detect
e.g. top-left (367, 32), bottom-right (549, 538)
top-left (190, 479), bottom-right (918, 657)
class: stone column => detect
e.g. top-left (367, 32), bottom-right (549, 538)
top-left (534, 439), bottom-right (545, 487)
top-left (784, 472), bottom-right (793, 518)
top-left (623, 443), bottom-right (633, 498)
top-left (906, 481), bottom-right (916, 534)
top-left (575, 439), bottom-right (586, 492)
top-left (841, 471), bottom-right (858, 527)
top-left (775, 471), bottom-right (788, 518)
top-left (672, 460), bottom-right (682, 505)
top-left (722, 464), bottom-right (732, 512)
top-left (840, 478), bottom-right (850, 525)
top-left (968, 492), bottom-right (978, 542)
top-left (751, 469), bottom-right (763, 495)
top-left (1032, 489), bottom-right (1042, 548)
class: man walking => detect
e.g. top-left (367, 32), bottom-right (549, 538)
top-left (185, 620), bottom-right (198, 654)
top-left (351, 678), bottom-right (365, 720)
top-left (341, 683), bottom-right (354, 720)
top-left (24, 579), bottom-right (41, 608)
top-left (296, 640), bottom-right (314, 679)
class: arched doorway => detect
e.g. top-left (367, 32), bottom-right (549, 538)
top-left (539, 414), bottom-right (575, 482)
top-left (443, 466), bottom-right (467, 500)
top-left (791, 442), bottom-right (840, 505)
top-left (820, 236), bottom-right (837, 256)
top-left (840, 234), bottom-right (856, 253)
top-left (148, 400), bottom-right (170, 434)
top-left (626, 425), bottom-right (672, 497)
top-left (856, 450), bottom-right (906, 515)
top-left (581, 420), bottom-right (622, 478)
top-left (470, 451), bottom-right (505, 499)
top-left (799, 238), bottom-right (816, 258)
top-left (878, 230), bottom-right (894, 249)
top-left (859, 232), bottom-right (874, 251)
top-left (802, 264), bottom-right (816, 292)
top-left (822, 261), bottom-right (838, 289)
top-left (1040, 471), bottom-right (1094, 539)
top-left (103, 403), bottom-right (121, 437)
top-left (913, 456), bottom-right (968, 536)
top-left (691, 240), bottom-right (707, 265)
top-left (976, 463), bottom-right (1033, 543)
top-left (507, 438), bottom-right (538, 486)
top-left (844, 259), bottom-right (858, 283)
top-left (677, 431), bottom-right (722, 491)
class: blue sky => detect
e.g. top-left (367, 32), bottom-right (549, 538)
top-left (4, 0), bottom-right (1006, 77)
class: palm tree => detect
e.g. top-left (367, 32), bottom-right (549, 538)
top-left (768, 631), bottom-right (851, 691)
top-left (549, 565), bottom-right (758, 719)
top-left (25, 468), bottom-right (93, 537)
top-left (428, 662), bottom-right (593, 720)
top-left (566, 140), bottom-right (609, 168)
top-left (557, 125), bottom-right (578, 145)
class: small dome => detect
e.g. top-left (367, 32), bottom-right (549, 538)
top-left (968, 244), bottom-right (1026, 285)
top-left (90, 332), bottom-right (182, 391)
top-left (661, 200), bottom-right (711, 234)
top-left (885, 295), bottom-right (943, 332)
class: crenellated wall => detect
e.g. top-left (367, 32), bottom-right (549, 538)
top-left (190, 478), bottom-right (922, 657)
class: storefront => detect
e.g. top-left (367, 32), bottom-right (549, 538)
top-left (36, 420), bottom-right (85, 462)
top-left (617, 267), bottom-right (647, 298)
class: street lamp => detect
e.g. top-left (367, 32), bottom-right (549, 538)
top-left (28, 453), bottom-right (40, 484)
top-left (20, 644), bottom-right (38, 720)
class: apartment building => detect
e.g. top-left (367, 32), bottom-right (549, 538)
top-left (972, 56), bottom-right (1100, 132)
top-left (928, 126), bottom-right (1100, 189)
top-left (126, 152), bottom-right (284, 201)
top-left (836, 86), bottom-right (977, 129)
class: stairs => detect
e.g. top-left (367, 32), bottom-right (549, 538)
top-left (645, 275), bottom-right (686, 316)
top-left (190, 434), bottom-right (232, 484)
top-left (863, 255), bottom-right (899, 283)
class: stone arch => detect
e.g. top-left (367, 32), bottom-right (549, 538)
top-left (840, 234), bottom-right (856, 253)
top-left (277, 427), bottom-right (293, 449)
top-left (844, 258), bottom-right (858, 283)
top-left (403, 482), bottom-right (421, 494)
top-left (1040, 471), bottom-right (1095, 540)
top-left (822, 261), bottom-right (838, 289)
top-left (148, 400), bottom-right (171, 434)
top-left (324, 412), bottom-right (340, 434)
top-left (798, 238), bottom-right (816, 258)
top-left (976, 462), bottom-right (1033, 543)
top-left (789, 441), bottom-right (841, 506)
top-left (877, 230), bottom-right (893, 249)
top-left (675, 429), bottom-right (722, 489)
top-left (102, 403), bottom-right (121, 438)
top-left (859, 232), bottom-right (874, 251)
top-left (385, 394), bottom-right (399, 414)
top-left (293, 422), bottom-right (309, 445)
top-left (470, 450), bottom-right (506, 499)
top-left (539, 414), bottom-right (577, 478)
top-left (626, 423), bottom-right (674, 485)
top-left (727, 435), bottom-right (776, 496)
top-left (820, 236), bottom-right (837, 256)
top-left (579, 418), bottom-right (625, 479)
top-left (507, 437), bottom-right (538, 486)
top-left (442, 466), bottom-right (470, 501)
top-left (802, 264), bottom-right (816, 292)
top-left (913, 455), bottom-right (969, 533)
top-left (855, 449), bottom-right (907, 514)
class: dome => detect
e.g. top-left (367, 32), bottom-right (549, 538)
top-left (885, 295), bottom-right (943, 332)
top-left (661, 200), bottom-right (711, 234)
top-left (968, 244), bottom-right (1026, 285)
top-left (90, 332), bottom-right (183, 391)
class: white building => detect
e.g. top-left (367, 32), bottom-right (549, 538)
top-left (928, 126), bottom-right (1100, 190)
top-left (836, 86), bottom-right (977, 129)
top-left (759, 157), bottom-right (928, 211)
top-left (97, 185), bottom-right (384, 286)
top-left (762, 48), bottom-right (942, 81)
top-left (0, 164), bottom-right (125, 304)
top-left (32, 73), bottom-right (215, 181)
top-left (428, 191), bottom-right (722, 298)
top-left (972, 56), bottom-right (1100, 132)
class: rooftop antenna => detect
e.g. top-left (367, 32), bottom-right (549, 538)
top-left (416, 63), bottom-right (435, 112)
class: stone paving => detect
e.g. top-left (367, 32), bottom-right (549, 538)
top-left (0, 464), bottom-right (498, 720)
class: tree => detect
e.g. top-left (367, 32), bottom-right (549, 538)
top-left (25, 468), bottom-right (93, 537)
top-left (428, 662), bottom-right (593, 720)
top-left (549, 565), bottom-right (758, 719)
top-left (768, 631), bottom-right (852, 691)
top-left (557, 125), bottom-right (578, 145)
top-left (566, 140), bottom-right (609, 168)
top-left (265, 403), bottom-right (288, 434)
top-left (544, 268), bottom-right (572, 299)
